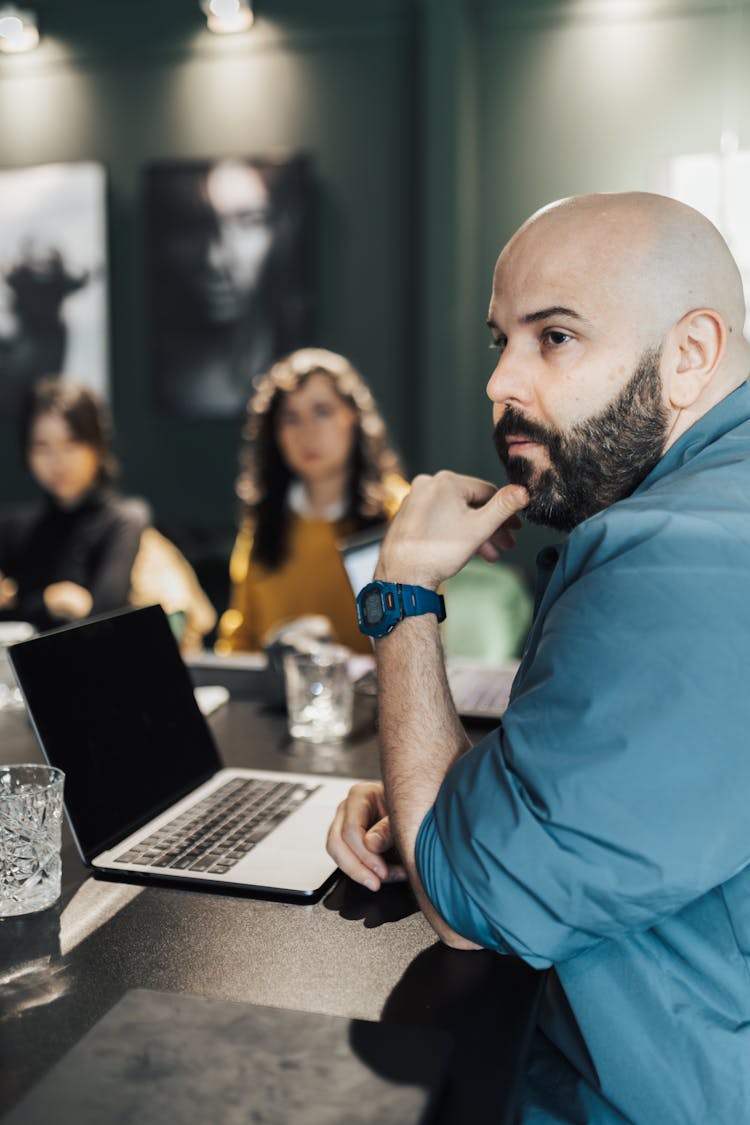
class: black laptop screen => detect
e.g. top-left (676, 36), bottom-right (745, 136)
top-left (9, 605), bottom-right (222, 862)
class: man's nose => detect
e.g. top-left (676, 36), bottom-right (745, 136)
top-left (486, 344), bottom-right (535, 409)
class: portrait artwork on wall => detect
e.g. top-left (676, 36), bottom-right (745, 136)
top-left (0, 162), bottom-right (109, 416)
top-left (145, 155), bottom-right (314, 418)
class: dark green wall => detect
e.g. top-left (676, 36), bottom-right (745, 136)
top-left (2, 0), bottom-right (748, 598)
top-left (0, 0), bottom-right (418, 585)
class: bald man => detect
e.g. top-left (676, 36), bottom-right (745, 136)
top-left (327, 193), bottom-right (750, 1123)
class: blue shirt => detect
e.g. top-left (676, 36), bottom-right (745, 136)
top-left (416, 384), bottom-right (750, 1123)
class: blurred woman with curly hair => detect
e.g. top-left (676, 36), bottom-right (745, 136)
top-left (216, 348), bottom-right (407, 654)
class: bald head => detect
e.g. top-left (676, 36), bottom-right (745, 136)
top-left (485, 192), bottom-right (750, 528)
top-left (504, 192), bottom-right (749, 387)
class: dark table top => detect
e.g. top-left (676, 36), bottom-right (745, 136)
top-left (0, 670), bottom-right (542, 1125)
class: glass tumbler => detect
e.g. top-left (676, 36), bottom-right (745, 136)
top-left (283, 645), bottom-right (354, 743)
top-left (0, 764), bottom-right (65, 917)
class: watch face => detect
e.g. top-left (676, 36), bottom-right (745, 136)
top-left (363, 589), bottom-right (385, 625)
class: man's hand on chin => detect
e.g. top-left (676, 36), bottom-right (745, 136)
top-left (376, 472), bottom-right (528, 587)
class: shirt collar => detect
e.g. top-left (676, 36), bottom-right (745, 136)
top-left (633, 381), bottom-right (750, 496)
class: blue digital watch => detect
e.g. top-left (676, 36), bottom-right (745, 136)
top-left (356, 580), bottom-right (446, 639)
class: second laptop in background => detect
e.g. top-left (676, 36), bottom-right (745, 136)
top-left (338, 527), bottom-right (521, 722)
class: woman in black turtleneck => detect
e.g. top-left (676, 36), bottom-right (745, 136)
top-left (0, 379), bottom-right (151, 632)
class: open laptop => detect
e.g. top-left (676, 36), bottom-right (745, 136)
top-left (9, 604), bottom-right (358, 898)
top-left (339, 527), bottom-right (518, 722)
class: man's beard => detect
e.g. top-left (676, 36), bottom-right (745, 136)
top-left (493, 348), bottom-right (669, 532)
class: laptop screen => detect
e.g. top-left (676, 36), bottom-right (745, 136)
top-left (9, 605), bottom-right (221, 862)
top-left (339, 526), bottom-right (386, 600)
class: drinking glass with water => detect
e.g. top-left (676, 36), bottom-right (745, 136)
top-left (283, 644), bottom-right (354, 743)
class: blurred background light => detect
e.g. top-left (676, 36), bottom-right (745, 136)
top-left (0, 5), bottom-right (39, 53)
top-left (201, 0), bottom-right (253, 35)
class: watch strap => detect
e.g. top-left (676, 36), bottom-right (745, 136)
top-left (398, 583), bottom-right (446, 623)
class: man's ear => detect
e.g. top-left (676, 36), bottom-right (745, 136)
top-left (662, 308), bottom-right (726, 409)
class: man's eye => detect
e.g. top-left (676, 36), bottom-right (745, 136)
top-left (489, 338), bottom-right (506, 354)
top-left (542, 329), bottom-right (571, 346)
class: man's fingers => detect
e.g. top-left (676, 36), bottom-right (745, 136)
top-left (379, 472), bottom-right (528, 587)
top-left (364, 816), bottom-right (393, 854)
top-left (327, 804), bottom-right (383, 891)
top-left (471, 485), bottom-right (528, 551)
top-left (342, 814), bottom-right (389, 882)
top-left (458, 473), bottom-right (503, 509)
top-left (476, 543), bottom-right (500, 563)
top-left (471, 486), bottom-right (527, 562)
top-left (484, 515), bottom-right (521, 555)
top-left (326, 785), bottom-right (391, 891)
top-left (364, 817), bottom-right (406, 883)
top-left (491, 484), bottom-right (529, 520)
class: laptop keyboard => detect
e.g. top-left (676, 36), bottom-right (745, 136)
top-left (114, 776), bottom-right (319, 874)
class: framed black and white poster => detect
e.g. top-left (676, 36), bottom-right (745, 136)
top-left (0, 162), bottom-right (109, 415)
top-left (145, 155), bottom-right (314, 418)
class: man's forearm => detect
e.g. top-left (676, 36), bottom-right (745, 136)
top-left (368, 472), bottom-right (528, 944)
top-left (376, 615), bottom-right (480, 948)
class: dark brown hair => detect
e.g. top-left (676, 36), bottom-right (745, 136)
top-left (20, 378), bottom-right (118, 486)
top-left (237, 348), bottom-right (403, 570)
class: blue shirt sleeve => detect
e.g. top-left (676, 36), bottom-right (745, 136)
top-left (415, 499), bottom-right (750, 965)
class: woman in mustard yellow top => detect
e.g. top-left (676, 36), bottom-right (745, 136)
top-left (217, 348), bottom-right (407, 655)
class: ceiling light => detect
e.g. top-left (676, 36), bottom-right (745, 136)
top-left (0, 6), bottom-right (39, 53)
top-left (201, 0), bottom-right (253, 35)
